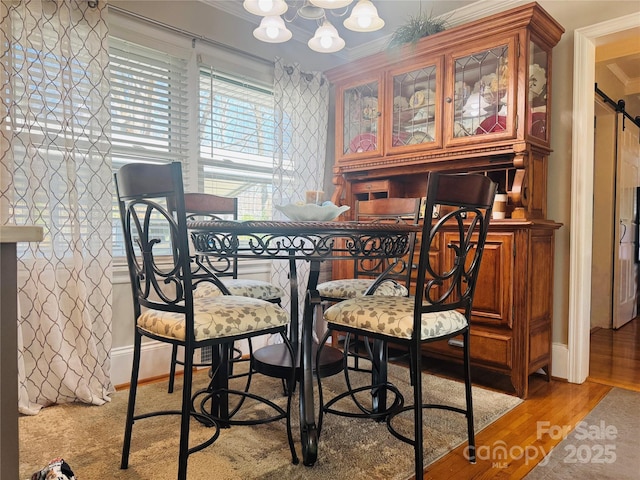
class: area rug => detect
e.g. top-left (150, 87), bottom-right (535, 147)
top-left (524, 387), bottom-right (640, 479)
top-left (19, 362), bottom-right (521, 480)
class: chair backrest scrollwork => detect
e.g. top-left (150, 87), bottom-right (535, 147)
top-left (416, 172), bottom-right (497, 326)
top-left (114, 162), bottom-right (194, 330)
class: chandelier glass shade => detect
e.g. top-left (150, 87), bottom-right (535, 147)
top-left (243, 0), bottom-right (289, 16)
top-left (243, 0), bottom-right (384, 53)
top-left (308, 20), bottom-right (345, 53)
top-left (253, 15), bottom-right (293, 43)
top-left (343, 0), bottom-right (384, 32)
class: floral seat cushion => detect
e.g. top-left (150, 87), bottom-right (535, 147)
top-left (138, 295), bottom-right (289, 341)
top-left (323, 295), bottom-right (467, 340)
top-left (317, 279), bottom-right (408, 300)
top-left (194, 279), bottom-right (284, 301)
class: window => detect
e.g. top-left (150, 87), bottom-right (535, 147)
top-left (109, 38), bottom-right (189, 257)
top-left (109, 36), bottom-right (276, 257)
top-left (109, 38), bottom-right (190, 170)
top-left (199, 68), bottom-right (275, 221)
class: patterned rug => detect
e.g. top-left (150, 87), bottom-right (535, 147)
top-left (19, 362), bottom-right (521, 480)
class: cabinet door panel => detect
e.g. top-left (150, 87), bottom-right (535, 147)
top-left (442, 231), bottom-right (513, 327)
top-left (445, 36), bottom-right (517, 147)
top-left (527, 38), bottom-right (551, 144)
top-left (337, 75), bottom-right (384, 160)
top-left (386, 56), bottom-right (443, 152)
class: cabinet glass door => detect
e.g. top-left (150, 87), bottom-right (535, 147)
top-left (451, 43), bottom-right (511, 141)
top-left (528, 40), bottom-right (549, 142)
top-left (389, 63), bottom-right (439, 149)
top-left (342, 81), bottom-right (380, 156)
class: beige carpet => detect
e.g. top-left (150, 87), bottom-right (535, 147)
top-left (19, 362), bottom-right (521, 480)
top-left (524, 387), bottom-right (640, 479)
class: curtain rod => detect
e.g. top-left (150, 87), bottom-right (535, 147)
top-left (107, 4), bottom-right (275, 67)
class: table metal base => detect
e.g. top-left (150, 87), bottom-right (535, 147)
top-left (252, 343), bottom-right (344, 381)
top-left (253, 343), bottom-right (343, 465)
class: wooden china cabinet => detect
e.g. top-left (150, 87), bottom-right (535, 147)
top-left (325, 2), bottom-right (564, 398)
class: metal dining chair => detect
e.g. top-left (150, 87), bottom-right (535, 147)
top-left (115, 162), bottom-right (298, 480)
top-left (316, 197), bottom-right (422, 376)
top-left (317, 172), bottom-right (497, 480)
top-left (167, 192), bottom-right (285, 394)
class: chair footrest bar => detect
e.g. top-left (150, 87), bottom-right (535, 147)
top-left (323, 383), bottom-right (404, 421)
top-left (386, 403), bottom-right (471, 445)
top-left (191, 387), bottom-right (289, 427)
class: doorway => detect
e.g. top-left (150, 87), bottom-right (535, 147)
top-left (612, 110), bottom-right (640, 329)
top-left (590, 97), bottom-right (617, 329)
top-left (592, 95), bottom-right (640, 331)
top-left (569, 13), bottom-right (640, 385)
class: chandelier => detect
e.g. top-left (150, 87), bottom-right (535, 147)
top-left (243, 0), bottom-right (385, 53)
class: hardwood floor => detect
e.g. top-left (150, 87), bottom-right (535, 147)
top-left (588, 317), bottom-right (640, 391)
top-left (418, 318), bottom-right (640, 479)
top-left (424, 378), bottom-right (610, 479)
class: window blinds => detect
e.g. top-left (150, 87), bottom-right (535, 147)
top-left (108, 36), bottom-right (278, 254)
top-left (198, 67), bottom-right (276, 220)
top-left (109, 37), bottom-right (189, 171)
top-left (109, 38), bottom-right (189, 256)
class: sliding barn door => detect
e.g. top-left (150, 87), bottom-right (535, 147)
top-left (613, 113), bottom-right (640, 329)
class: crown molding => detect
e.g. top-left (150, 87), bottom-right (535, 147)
top-left (199, 0), bottom-right (527, 62)
top-left (342, 0), bottom-right (524, 61)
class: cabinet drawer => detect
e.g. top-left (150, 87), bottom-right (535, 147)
top-left (352, 180), bottom-right (392, 195)
top-left (422, 329), bottom-right (512, 369)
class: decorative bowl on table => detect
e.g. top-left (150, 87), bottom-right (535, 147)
top-left (275, 202), bottom-right (350, 221)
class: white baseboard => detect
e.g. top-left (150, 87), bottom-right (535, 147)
top-left (109, 338), bottom-right (268, 387)
top-left (110, 339), bottom-right (572, 386)
top-left (110, 341), bottom-right (178, 387)
top-left (551, 342), bottom-right (569, 380)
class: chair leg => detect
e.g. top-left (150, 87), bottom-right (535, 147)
top-left (315, 328), bottom-right (332, 436)
top-left (215, 344), bottom-right (231, 427)
top-left (408, 347), bottom-right (416, 387)
top-left (412, 345), bottom-right (424, 480)
top-left (177, 343), bottom-right (195, 480)
top-left (282, 333), bottom-right (300, 465)
top-left (463, 329), bottom-right (476, 463)
top-left (121, 330), bottom-right (142, 469)
top-left (168, 344), bottom-right (179, 393)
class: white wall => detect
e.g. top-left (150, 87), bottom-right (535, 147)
top-left (590, 100), bottom-right (616, 328)
top-left (590, 62), bottom-right (633, 329)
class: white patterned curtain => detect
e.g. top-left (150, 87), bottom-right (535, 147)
top-left (272, 58), bottom-right (329, 337)
top-left (0, 0), bottom-right (113, 414)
